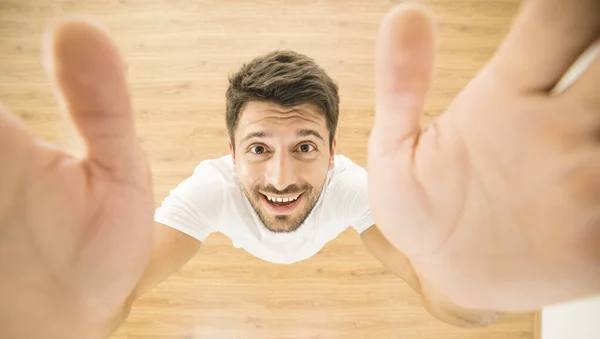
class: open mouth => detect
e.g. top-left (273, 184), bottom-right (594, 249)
top-left (261, 192), bottom-right (303, 214)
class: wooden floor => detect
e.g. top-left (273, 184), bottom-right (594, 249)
top-left (0, 0), bottom-right (538, 338)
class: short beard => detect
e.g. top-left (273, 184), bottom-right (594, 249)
top-left (241, 183), bottom-right (319, 233)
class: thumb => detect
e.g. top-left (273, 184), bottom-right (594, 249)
top-left (372, 3), bottom-right (436, 158)
top-left (43, 18), bottom-right (141, 174)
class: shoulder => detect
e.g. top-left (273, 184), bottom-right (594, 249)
top-left (322, 155), bottom-right (368, 210)
top-left (184, 154), bottom-right (236, 188)
top-left (154, 155), bottom-right (233, 241)
top-left (323, 154), bottom-right (374, 232)
top-left (192, 154), bottom-right (234, 177)
top-left (327, 154), bottom-right (368, 194)
top-left (332, 154), bottom-right (367, 178)
top-left (161, 155), bottom-right (233, 209)
top-left (332, 154), bottom-right (365, 172)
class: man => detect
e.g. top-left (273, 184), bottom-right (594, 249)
top-left (133, 50), bottom-right (495, 328)
top-left (0, 19), bottom-right (494, 339)
top-left (1, 1), bottom-right (598, 338)
top-left (153, 50), bottom-right (374, 265)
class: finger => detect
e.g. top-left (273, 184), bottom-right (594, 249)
top-left (371, 2), bottom-right (436, 158)
top-left (558, 40), bottom-right (600, 108)
top-left (43, 18), bottom-right (141, 174)
top-left (490, 0), bottom-right (600, 93)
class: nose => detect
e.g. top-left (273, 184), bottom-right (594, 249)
top-left (265, 152), bottom-right (297, 191)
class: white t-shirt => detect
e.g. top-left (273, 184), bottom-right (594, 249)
top-left (155, 154), bottom-right (374, 264)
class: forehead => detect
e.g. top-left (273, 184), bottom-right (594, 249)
top-left (235, 101), bottom-right (327, 137)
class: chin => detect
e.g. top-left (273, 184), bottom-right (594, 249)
top-left (264, 217), bottom-right (304, 233)
top-left (265, 224), bottom-right (302, 233)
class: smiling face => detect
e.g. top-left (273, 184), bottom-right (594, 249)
top-left (231, 101), bottom-right (336, 233)
top-left (225, 50), bottom-right (340, 232)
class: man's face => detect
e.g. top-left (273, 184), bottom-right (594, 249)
top-left (230, 101), bottom-right (336, 233)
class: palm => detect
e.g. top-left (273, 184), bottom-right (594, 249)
top-left (0, 20), bottom-right (153, 337)
top-left (369, 1), bottom-right (600, 311)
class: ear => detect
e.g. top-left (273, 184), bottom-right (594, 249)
top-left (328, 137), bottom-right (337, 170)
top-left (228, 140), bottom-right (236, 164)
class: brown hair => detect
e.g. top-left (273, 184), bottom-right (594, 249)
top-left (226, 50), bottom-right (339, 148)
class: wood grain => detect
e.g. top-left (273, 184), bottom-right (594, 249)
top-left (0, 0), bottom-right (539, 338)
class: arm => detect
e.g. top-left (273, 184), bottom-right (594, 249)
top-left (109, 159), bottom-right (225, 327)
top-left (107, 222), bottom-right (202, 334)
top-left (360, 225), bottom-right (501, 328)
top-left (107, 161), bottom-right (224, 334)
top-left (132, 222), bottom-right (202, 299)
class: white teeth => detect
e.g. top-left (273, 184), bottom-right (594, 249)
top-left (266, 194), bottom-right (300, 203)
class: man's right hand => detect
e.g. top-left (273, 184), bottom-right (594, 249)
top-left (0, 19), bottom-right (154, 339)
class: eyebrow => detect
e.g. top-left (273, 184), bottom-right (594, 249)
top-left (297, 128), bottom-right (324, 142)
top-left (240, 129), bottom-right (325, 144)
top-left (240, 131), bottom-right (271, 144)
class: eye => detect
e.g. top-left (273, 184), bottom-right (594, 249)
top-left (249, 145), bottom-right (267, 154)
top-left (298, 143), bottom-right (315, 153)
